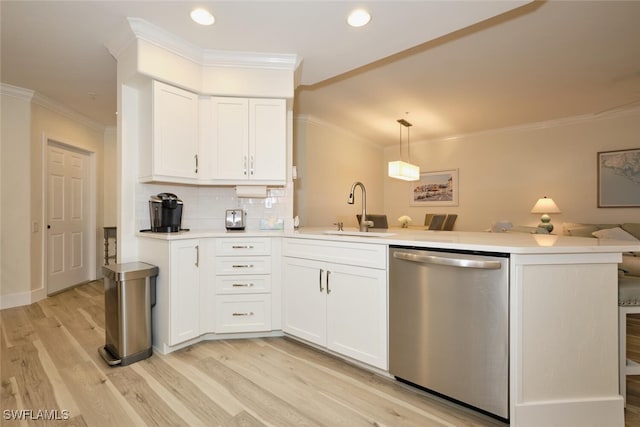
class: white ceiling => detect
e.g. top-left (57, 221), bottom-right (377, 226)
top-left (2, 1), bottom-right (640, 146)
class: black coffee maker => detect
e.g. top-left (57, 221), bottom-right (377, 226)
top-left (149, 193), bottom-right (183, 232)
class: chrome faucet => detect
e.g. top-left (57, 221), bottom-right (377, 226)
top-left (348, 181), bottom-right (374, 232)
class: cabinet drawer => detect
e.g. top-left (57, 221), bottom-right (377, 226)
top-left (215, 295), bottom-right (272, 333)
top-left (216, 238), bottom-right (271, 256)
top-left (283, 238), bottom-right (387, 269)
top-left (215, 275), bottom-right (271, 294)
top-left (215, 257), bottom-right (271, 275)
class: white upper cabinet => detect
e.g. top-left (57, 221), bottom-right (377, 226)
top-left (208, 97), bottom-right (249, 181)
top-left (140, 80), bottom-right (287, 185)
top-left (139, 80), bottom-right (200, 184)
top-left (249, 98), bottom-right (287, 182)
top-left (201, 96), bottom-right (287, 185)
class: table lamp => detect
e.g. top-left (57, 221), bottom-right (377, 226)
top-left (530, 196), bottom-right (561, 232)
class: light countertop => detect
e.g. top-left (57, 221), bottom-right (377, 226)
top-left (136, 226), bottom-right (640, 255)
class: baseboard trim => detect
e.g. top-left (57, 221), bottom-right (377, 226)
top-left (513, 396), bottom-right (624, 427)
top-left (0, 287), bottom-right (46, 310)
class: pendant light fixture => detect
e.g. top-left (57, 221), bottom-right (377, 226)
top-left (388, 116), bottom-right (420, 181)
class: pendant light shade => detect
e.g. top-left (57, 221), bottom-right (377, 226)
top-left (388, 160), bottom-right (420, 181)
top-left (388, 117), bottom-right (420, 181)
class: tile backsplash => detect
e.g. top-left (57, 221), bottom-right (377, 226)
top-left (136, 182), bottom-right (293, 232)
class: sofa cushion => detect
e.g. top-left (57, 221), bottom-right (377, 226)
top-left (592, 227), bottom-right (640, 242)
top-left (622, 254), bottom-right (640, 277)
top-left (622, 223), bottom-right (640, 240)
top-left (561, 222), bottom-right (620, 237)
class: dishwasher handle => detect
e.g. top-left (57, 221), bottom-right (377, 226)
top-left (393, 251), bottom-right (502, 270)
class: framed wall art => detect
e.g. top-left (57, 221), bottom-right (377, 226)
top-left (410, 169), bottom-right (459, 206)
top-left (597, 148), bottom-right (640, 207)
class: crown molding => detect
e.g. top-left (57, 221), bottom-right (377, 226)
top-left (32, 92), bottom-right (105, 133)
top-left (201, 49), bottom-right (300, 71)
top-left (296, 114), bottom-right (383, 149)
top-left (0, 83), bottom-right (35, 101)
top-left (1, 83), bottom-right (106, 133)
top-left (107, 17), bottom-right (300, 72)
top-left (427, 105), bottom-right (640, 145)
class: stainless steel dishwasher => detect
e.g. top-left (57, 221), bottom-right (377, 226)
top-left (389, 246), bottom-right (510, 421)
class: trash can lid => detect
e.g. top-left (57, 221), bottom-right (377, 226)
top-left (102, 262), bottom-right (159, 281)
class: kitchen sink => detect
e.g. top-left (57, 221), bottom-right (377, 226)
top-left (323, 230), bottom-right (396, 237)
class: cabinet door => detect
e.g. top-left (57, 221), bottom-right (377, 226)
top-left (211, 97), bottom-right (249, 180)
top-left (152, 81), bottom-right (199, 181)
top-left (169, 240), bottom-right (200, 345)
top-left (282, 257), bottom-right (326, 347)
top-left (249, 98), bottom-right (286, 181)
top-left (326, 263), bottom-right (388, 370)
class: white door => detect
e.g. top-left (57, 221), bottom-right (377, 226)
top-left (47, 144), bottom-right (91, 294)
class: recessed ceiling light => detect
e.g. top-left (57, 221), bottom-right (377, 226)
top-left (191, 8), bottom-right (215, 26)
top-left (347, 9), bottom-right (371, 27)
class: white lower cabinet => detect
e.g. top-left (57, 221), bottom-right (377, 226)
top-left (139, 238), bottom-right (210, 351)
top-left (169, 239), bottom-right (202, 344)
top-left (140, 236), bottom-right (276, 353)
top-left (215, 294), bottom-right (272, 333)
top-left (283, 239), bottom-right (388, 370)
top-left (214, 237), bottom-right (274, 334)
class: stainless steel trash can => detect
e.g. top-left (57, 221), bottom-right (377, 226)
top-left (99, 262), bottom-right (158, 366)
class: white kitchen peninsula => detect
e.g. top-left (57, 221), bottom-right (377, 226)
top-left (138, 227), bottom-right (639, 427)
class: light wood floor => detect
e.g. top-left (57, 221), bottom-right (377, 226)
top-left (1, 281), bottom-right (639, 427)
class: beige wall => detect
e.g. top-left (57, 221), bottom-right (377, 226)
top-left (1, 87), bottom-right (33, 300)
top-left (31, 103), bottom-right (107, 292)
top-left (294, 116), bottom-right (385, 228)
top-left (384, 108), bottom-right (640, 231)
top-left (1, 84), bottom-right (110, 308)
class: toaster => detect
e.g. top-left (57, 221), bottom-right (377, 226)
top-left (225, 209), bottom-right (245, 230)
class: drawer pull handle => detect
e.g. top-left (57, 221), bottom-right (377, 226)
top-left (319, 269), bottom-right (324, 292)
top-left (232, 245), bottom-right (254, 249)
top-left (232, 264), bottom-right (254, 268)
top-left (232, 312), bottom-right (254, 316)
top-left (232, 283), bottom-right (254, 287)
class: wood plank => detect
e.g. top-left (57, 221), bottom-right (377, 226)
top-left (201, 338), bottom-right (473, 427)
top-left (3, 341), bottom-right (65, 425)
top-left (221, 410), bottom-right (266, 427)
top-left (188, 339), bottom-right (377, 426)
top-left (106, 365), bottom-right (188, 426)
top-left (58, 360), bottom-right (145, 427)
top-left (192, 355), bottom-right (323, 426)
top-left (1, 307), bottom-right (37, 347)
top-left (266, 337), bottom-right (502, 427)
top-left (31, 339), bottom-right (82, 417)
top-left (131, 353), bottom-right (234, 425)
top-left (161, 350), bottom-right (249, 417)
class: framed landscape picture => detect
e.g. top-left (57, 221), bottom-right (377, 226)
top-left (410, 169), bottom-right (459, 206)
top-left (598, 148), bottom-right (640, 207)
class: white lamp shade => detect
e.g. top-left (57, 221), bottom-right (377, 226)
top-left (531, 196), bottom-right (561, 214)
top-left (388, 160), bottom-right (420, 181)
